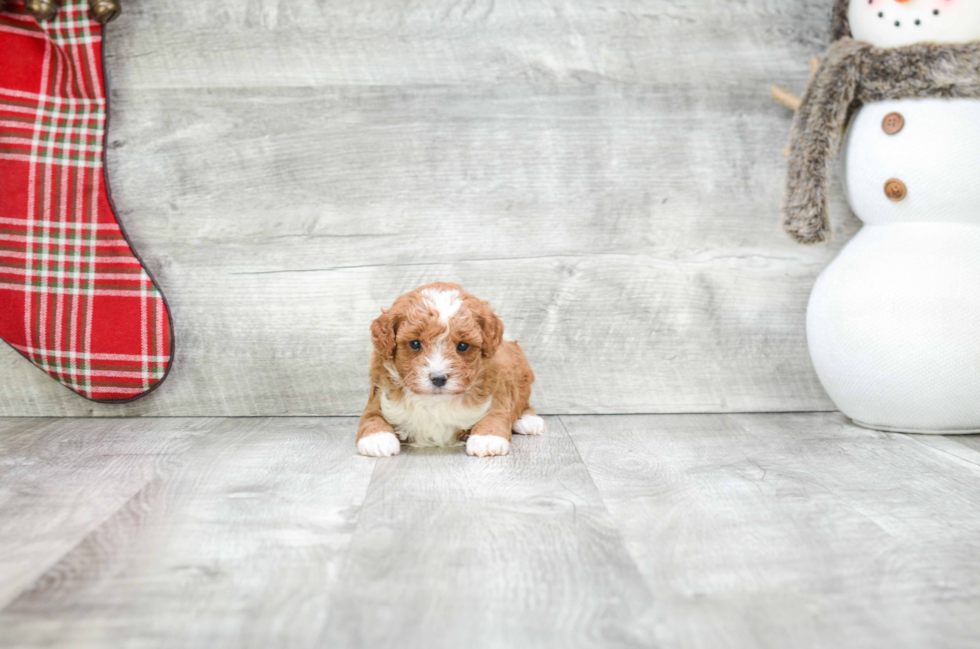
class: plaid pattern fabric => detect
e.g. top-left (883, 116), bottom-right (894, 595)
top-left (0, 0), bottom-right (173, 402)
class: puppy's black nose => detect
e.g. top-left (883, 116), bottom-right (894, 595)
top-left (430, 373), bottom-right (448, 388)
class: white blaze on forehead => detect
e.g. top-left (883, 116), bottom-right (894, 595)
top-left (418, 288), bottom-right (462, 384)
top-left (420, 288), bottom-right (462, 325)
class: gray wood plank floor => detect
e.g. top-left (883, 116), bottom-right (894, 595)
top-left (2, 415), bottom-right (979, 648)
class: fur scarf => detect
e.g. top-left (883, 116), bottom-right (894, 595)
top-left (784, 37), bottom-right (980, 243)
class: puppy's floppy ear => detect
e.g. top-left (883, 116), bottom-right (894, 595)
top-left (477, 301), bottom-right (504, 359)
top-left (370, 308), bottom-right (399, 361)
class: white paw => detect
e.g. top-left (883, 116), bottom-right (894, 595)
top-left (358, 432), bottom-right (401, 457)
top-left (513, 414), bottom-right (546, 436)
top-left (466, 435), bottom-right (510, 457)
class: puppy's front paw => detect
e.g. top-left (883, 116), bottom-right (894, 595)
top-left (358, 432), bottom-right (401, 457)
top-left (466, 435), bottom-right (510, 457)
top-left (513, 414), bottom-right (546, 436)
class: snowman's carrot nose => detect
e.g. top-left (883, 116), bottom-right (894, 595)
top-left (893, 0), bottom-right (913, 3)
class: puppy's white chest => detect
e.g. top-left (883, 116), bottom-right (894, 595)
top-left (380, 391), bottom-right (491, 447)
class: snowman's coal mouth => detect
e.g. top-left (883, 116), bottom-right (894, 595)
top-left (875, 7), bottom-right (941, 29)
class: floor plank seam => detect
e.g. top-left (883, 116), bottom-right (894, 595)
top-left (0, 475), bottom-right (160, 615)
top-left (311, 454), bottom-right (384, 636)
top-left (554, 415), bottom-right (659, 601)
top-left (903, 435), bottom-right (980, 471)
top-left (0, 418), bottom-right (228, 614)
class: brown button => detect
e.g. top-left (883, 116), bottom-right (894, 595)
top-left (884, 179), bottom-right (907, 202)
top-left (882, 112), bottom-right (904, 135)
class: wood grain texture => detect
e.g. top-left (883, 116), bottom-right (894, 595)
top-left (3, 415), bottom-right (980, 648)
top-left (945, 434), bottom-right (980, 456)
top-left (0, 0), bottom-right (857, 415)
top-left (564, 413), bottom-right (980, 649)
top-left (101, 0), bottom-right (834, 89)
top-left (0, 418), bottom-right (376, 649)
top-left (319, 416), bottom-right (659, 648)
top-left (0, 417), bottom-right (221, 610)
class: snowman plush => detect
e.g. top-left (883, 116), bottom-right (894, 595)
top-left (783, 0), bottom-right (980, 433)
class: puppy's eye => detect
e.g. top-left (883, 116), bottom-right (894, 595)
top-left (410, 340), bottom-right (422, 351)
top-left (456, 342), bottom-right (470, 352)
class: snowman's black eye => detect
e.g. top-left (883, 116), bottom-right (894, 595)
top-left (410, 340), bottom-right (422, 351)
top-left (934, 9), bottom-right (940, 15)
top-left (456, 342), bottom-right (470, 353)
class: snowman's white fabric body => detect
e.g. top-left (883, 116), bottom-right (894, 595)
top-left (805, 1), bottom-right (980, 433)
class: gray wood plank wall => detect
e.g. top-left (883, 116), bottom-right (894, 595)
top-left (0, 0), bottom-right (857, 416)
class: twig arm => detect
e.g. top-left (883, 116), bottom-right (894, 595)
top-left (771, 85), bottom-right (802, 111)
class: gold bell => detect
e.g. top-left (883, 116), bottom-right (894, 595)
top-left (26, 0), bottom-right (59, 21)
top-left (89, 0), bottom-right (121, 24)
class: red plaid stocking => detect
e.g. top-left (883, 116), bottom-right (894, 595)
top-left (0, 0), bottom-right (173, 402)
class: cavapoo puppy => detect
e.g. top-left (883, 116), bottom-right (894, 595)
top-left (357, 282), bottom-right (545, 457)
